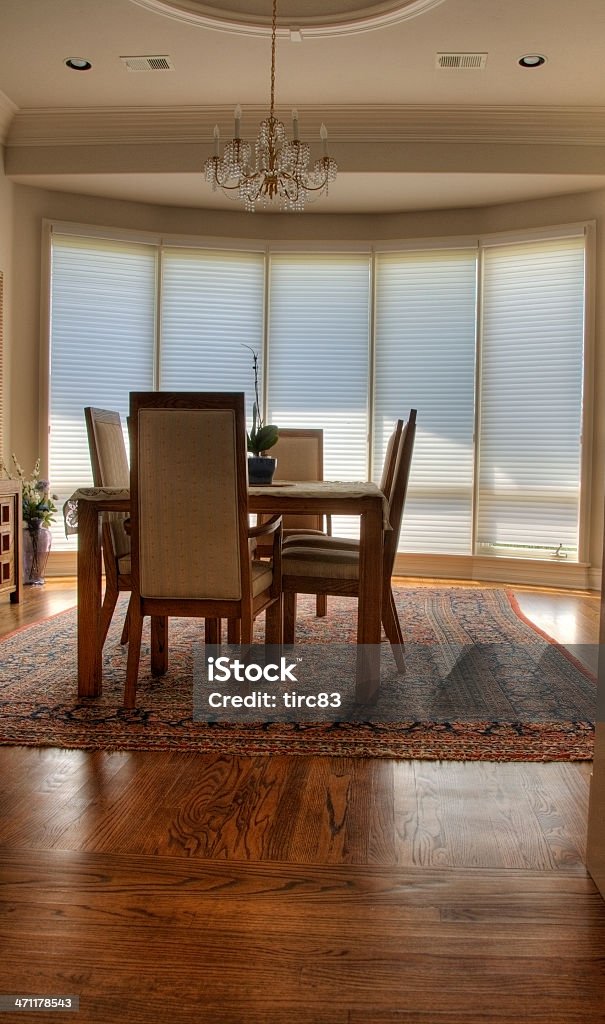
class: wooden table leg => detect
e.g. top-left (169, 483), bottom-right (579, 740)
top-left (356, 499), bottom-right (383, 703)
top-left (77, 500), bottom-right (103, 698)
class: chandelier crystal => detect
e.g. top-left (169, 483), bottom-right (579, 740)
top-left (203, 0), bottom-right (337, 212)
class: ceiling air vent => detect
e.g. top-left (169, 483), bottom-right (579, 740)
top-left (436, 52), bottom-right (488, 69)
top-left (120, 55), bottom-right (174, 71)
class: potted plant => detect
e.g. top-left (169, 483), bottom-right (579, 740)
top-left (1, 455), bottom-right (58, 584)
top-left (243, 345), bottom-right (279, 484)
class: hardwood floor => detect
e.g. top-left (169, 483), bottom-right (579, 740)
top-left (0, 579), bottom-right (604, 1023)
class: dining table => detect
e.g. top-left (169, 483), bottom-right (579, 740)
top-left (66, 480), bottom-right (389, 704)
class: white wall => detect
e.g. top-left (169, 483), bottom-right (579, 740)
top-left (7, 180), bottom-right (605, 579)
top-left (0, 149), bottom-right (14, 460)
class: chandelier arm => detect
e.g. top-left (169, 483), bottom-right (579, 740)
top-left (299, 175), bottom-right (333, 192)
top-left (207, 163), bottom-right (247, 190)
top-left (275, 169), bottom-right (327, 195)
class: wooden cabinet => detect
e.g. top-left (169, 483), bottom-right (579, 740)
top-left (0, 480), bottom-right (21, 603)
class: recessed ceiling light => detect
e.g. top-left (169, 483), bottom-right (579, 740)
top-left (518, 54), bottom-right (546, 68)
top-left (65, 58), bottom-right (92, 71)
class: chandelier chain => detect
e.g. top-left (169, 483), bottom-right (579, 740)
top-left (270, 0), bottom-right (277, 118)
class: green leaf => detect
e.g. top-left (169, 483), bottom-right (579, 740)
top-left (248, 424), bottom-right (278, 455)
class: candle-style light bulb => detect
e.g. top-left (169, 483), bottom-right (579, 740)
top-left (234, 104), bottom-right (242, 138)
top-left (292, 108), bottom-right (299, 141)
top-left (213, 124), bottom-right (220, 156)
top-left (320, 122), bottom-right (328, 156)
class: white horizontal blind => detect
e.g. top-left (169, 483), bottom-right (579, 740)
top-left (374, 249), bottom-right (477, 554)
top-left (49, 234), bottom-right (156, 550)
top-left (476, 235), bottom-right (585, 559)
top-left (160, 247), bottom-right (264, 420)
top-left (267, 253), bottom-right (371, 536)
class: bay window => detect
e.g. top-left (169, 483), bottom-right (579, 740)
top-left (46, 222), bottom-right (590, 576)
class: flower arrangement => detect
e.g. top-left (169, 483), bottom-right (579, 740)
top-left (243, 345), bottom-right (278, 456)
top-left (0, 455), bottom-right (58, 530)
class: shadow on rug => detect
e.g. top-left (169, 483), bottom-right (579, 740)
top-left (0, 588), bottom-right (596, 760)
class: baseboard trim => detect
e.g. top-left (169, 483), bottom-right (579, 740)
top-left (394, 553), bottom-right (594, 590)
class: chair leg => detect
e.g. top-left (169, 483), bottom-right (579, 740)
top-left (283, 592), bottom-right (297, 645)
top-left (266, 595), bottom-right (283, 646)
top-left (382, 588), bottom-right (405, 673)
top-left (227, 619), bottom-right (241, 644)
top-left (99, 583), bottom-right (119, 647)
top-left (316, 594), bottom-right (327, 618)
top-left (205, 618), bottom-right (222, 644)
top-left (124, 606), bottom-right (144, 709)
top-left (240, 607), bottom-right (254, 645)
top-left (389, 588), bottom-right (405, 650)
top-left (151, 615), bottom-right (168, 676)
top-left (120, 607), bottom-right (130, 645)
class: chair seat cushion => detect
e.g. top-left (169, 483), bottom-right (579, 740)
top-left (118, 557), bottom-right (272, 597)
top-left (251, 560), bottom-right (274, 596)
top-left (256, 526), bottom-right (326, 553)
top-left (282, 545), bottom-right (360, 581)
top-left (282, 533), bottom-right (358, 551)
top-left (283, 527), bottom-right (326, 538)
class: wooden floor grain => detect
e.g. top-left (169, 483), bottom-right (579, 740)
top-left (0, 578), bottom-right (604, 1023)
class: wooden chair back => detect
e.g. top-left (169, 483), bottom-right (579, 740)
top-left (382, 410), bottom-right (417, 584)
top-left (84, 406), bottom-right (130, 559)
top-left (379, 419), bottom-right (404, 500)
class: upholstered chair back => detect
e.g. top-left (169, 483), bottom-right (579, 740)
top-left (271, 428), bottom-right (324, 532)
top-left (130, 394), bottom-right (249, 602)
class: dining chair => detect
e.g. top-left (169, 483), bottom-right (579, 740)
top-left (280, 410), bottom-right (416, 672)
top-left (281, 418), bottom-right (404, 551)
top-left (255, 427), bottom-right (330, 616)
top-left (124, 391), bottom-right (283, 709)
top-left (84, 406), bottom-right (132, 646)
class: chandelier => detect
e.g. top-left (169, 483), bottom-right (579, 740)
top-left (203, 0), bottom-right (338, 212)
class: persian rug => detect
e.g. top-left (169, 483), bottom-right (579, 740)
top-left (0, 588), bottom-right (597, 761)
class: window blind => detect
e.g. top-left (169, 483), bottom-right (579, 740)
top-left (476, 235), bottom-right (585, 558)
top-left (267, 253), bottom-right (371, 536)
top-left (374, 249), bottom-right (478, 554)
top-left (160, 247), bottom-right (265, 420)
top-left (49, 234), bottom-right (156, 550)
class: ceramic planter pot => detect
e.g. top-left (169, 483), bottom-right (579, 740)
top-left (248, 455), bottom-right (277, 485)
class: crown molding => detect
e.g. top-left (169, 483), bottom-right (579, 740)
top-left (127, 0), bottom-right (447, 37)
top-left (8, 105), bottom-right (605, 148)
top-left (0, 90), bottom-right (18, 146)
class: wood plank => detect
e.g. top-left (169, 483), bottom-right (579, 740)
top-left (1, 852), bottom-right (605, 1023)
top-left (0, 747), bottom-right (594, 872)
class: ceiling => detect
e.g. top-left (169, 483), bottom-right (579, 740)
top-left (2, 0), bottom-right (605, 215)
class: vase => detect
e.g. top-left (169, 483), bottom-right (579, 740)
top-left (248, 455), bottom-right (277, 485)
top-left (23, 523), bottom-right (52, 585)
